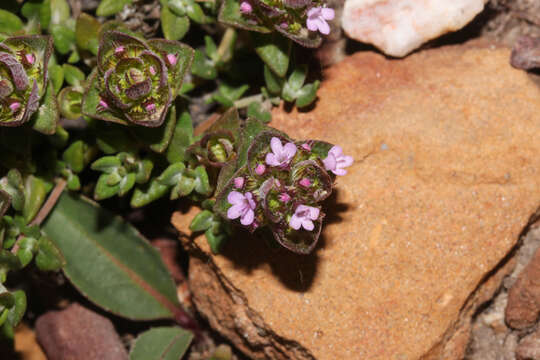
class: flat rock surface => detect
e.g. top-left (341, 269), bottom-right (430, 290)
top-left (173, 41), bottom-right (540, 359)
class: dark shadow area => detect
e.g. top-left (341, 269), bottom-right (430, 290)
top-left (193, 189), bottom-right (349, 293)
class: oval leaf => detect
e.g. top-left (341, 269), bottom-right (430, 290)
top-left (129, 326), bottom-right (193, 360)
top-left (42, 192), bottom-right (181, 320)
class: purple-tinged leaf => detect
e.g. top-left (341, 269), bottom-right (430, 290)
top-left (271, 213), bottom-right (324, 254)
top-left (97, 31), bottom-right (149, 73)
top-left (0, 52), bottom-right (28, 91)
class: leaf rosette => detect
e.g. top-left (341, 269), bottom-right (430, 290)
top-left (211, 111), bottom-right (352, 254)
top-left (82, 31), bottom-right (194, 127)
top-left (0, 35), bottom-right (53, 127)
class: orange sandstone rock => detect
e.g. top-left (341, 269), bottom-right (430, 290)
top-left (172, 42), bottom-right (540, 359)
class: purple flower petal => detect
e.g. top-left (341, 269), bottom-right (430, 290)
top-left (265, 153), bottom-right (279, 166)
top-left (306, 18), bottom-right (318, 32)
top-left (289, 214), bottom-right (302, 230)
top-left (283, 142), bottom-right (297, 158)
top-left (302, 219), bottom-right (315, 231)
top-left (333, 168), bottom-right (347, 176)
top-left (227, 191), bottom-right (244, 205)
top-left (270, 137), bottom-right (283, 155)
top-left (245, 192), bottom-right (256, 209)
top-left (321, 8), bottom-right (335, 20)
top-left (240, 209), bottom-right (255, 225)
top-left (318, 20), bottom-right (330, 35)
top-left (323, 153), bottom-right (337, 171)
top-left (227, 204), bottom-right (244, 219)
top-left (308, 206), bottom-right (320, 220)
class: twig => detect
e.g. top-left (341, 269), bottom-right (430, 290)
top-left (11, 178), bottom-right (67, 254)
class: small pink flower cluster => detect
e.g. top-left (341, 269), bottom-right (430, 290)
top-left (226, 137), bottom-right (352, 233)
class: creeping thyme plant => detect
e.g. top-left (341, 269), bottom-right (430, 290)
top-left (0, 0), bottom-right (350, 355)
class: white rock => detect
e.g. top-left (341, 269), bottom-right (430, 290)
top-left (341, 0), bottom-right (487, 57)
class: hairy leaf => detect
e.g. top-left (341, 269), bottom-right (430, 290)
top-left (129, 327), bottom-right (193, 360)
top-left (42, 192), bottom-right (181, 320)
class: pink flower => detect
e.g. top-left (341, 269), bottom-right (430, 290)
top-left (306, 7), bottom-right (335, 35)
top-left (98, 98), bottom-right (109, 110)
top-left (114, 46), bottom-right (125, 54)
top-left (289, 205), bottom-right (320, 231)
top-left (145, 102), bottom-right (156, 112)
top-left (149, 66), bottom-right (156, 75)
top-left (240, 1), bottom-right (252, 14)
top-left (25, 53), bottom-right (35, 65)
top-left (255, 164), bottom-right (266, 175)
top-left (166, 53), bottom-right (178, 66)
top-left (265, 137), bottom-right (296, 167)
top-left (234, 177), bottom-right (244, 189)
top-left (323, 145), bottom-right (353, 176)
top-left (279, 193), bottom-right (291, 203)
top-left (227, 191), bottom-right (256, 226)
top-left (301, 143), bottom-right (311, 151)
top-left (299, 178), bottom-right (311, 187)
top-left (9, 102), bottom-right (20, 112)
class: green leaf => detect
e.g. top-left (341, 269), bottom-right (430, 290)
top-left (213, 83), bottom-right (249, 108)
top-left (118, 173), bottom-right (136, 197)
top-left (91, 156), bottom-right (121, 173)
top-left (0, 284), bottom-right (14, 309)
top-left (264, 65), bottom-right (284, 95)
top-left (4, 290), bottom-right (26, 328)
top-left (97, 0), bottom-right (133, 17)
top-left (253, 33), bottom-right (291, 78)
top-left (191, 49), bottom-right (216, 80)
top-left (287, 64), bottom-right (307, 92)
top-left (204, 35), bottom-right (217, 59)
top-left (1, 169), bottom-right (24, 212)
top-left (131, 105), bottom-right (177, 153)
top-left (295, 80), bottom-right (320, 108)
top-left (58, 87), bottom-right (83, 120)
top-left (146, 39), bottom-right (194, 97)
top-left (23, 176), bottom-right (47, 223)
top-left (161, 6), bottom-right (189, 41)
top-left (76, 13), bottom-right (101, 55)
top-left (42, 192), bottom-right (181, 320)
top-left (63, 140), bottom-right (87, 173)
top-left (192, 165), bottom-right (211, 195)
top-left (48, 64), bottom-right (64, 94)
top-left (62, 64), bottom-right (85, 88)
top-left (50, 23), bottom-right (75, 55)
top-left (50, 0), bottom-right (71, 26)
top-left (184, 0), bottom-right (206, 24)
top-left (0, 9), bottom-right (23, 35)
top-left (168, 0), bottom-right (187, 16)
top-left (35, 235), bottom-right (65, 271)
top-left (129, 327), bottom-right (193, 360)
top-left (0, 250), bottom-right (21, 283)
top-left (189, 210), bottom-right (214, 232)
top-left (205, 225), bottom-right (228, 254)
top-left (30, 80), bottom-right (59, 135)
top-left (130, 179), bottom-right (169, 208)
top-left (94, 173), bottom-right (120, 200)
top-left (158, 163), bottom-right (185, 186)
top-left (247, 101), bottom-right (271, 123)
top-left (218, 0), bottom-right (271, 33)
top-left (166, 110), bottom-right (194, 164)
top-left (16, 237), bottom-right (38, 268)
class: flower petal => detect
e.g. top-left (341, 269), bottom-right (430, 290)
top-left (321, 8), bottom-right (335, 20)
top-left (329, 145), bottom-right (343, 157)
top-left (265, 153), bottom-right (280, 166)
top-left (308, 206), bottom-right (320, 220)
top-left (283, 142), bottom-right (297, 159)
top-left (240, 209), bottom-right (255, 225)
top-left (302, 219), bottom-right (315, 231)
top-left (318, 19), bottom-right (330, 35)
top-left (306, 18), bottom-right (318, 32)
top-left (270, 137), bottom-right (283, 155)
top-left (227, 204), bottom-right (244, 219)
top-left (333, 168), bottom-right (347, 176)
top-left (289, 214), bottom-right (302, 230)
top-left (245, 192), bottom-right (256, 209)
top-left (227, 191), bottom-right (244, 205)
top-left (323, 153), bottom-right (337, 171)
top-left (338, 155), bottom-right (354, 167)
